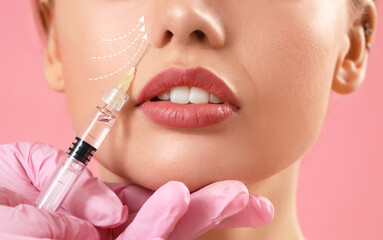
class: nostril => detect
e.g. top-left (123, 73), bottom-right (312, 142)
top-left (166, 30), bottom-right (174, 38)
top-left (193, 30), bottom-right (205, 40)
top-left (161, 30), bottom-right (174, 45)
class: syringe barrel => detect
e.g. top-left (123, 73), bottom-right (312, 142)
top-left (36, 105), bottom-right (116, 211)
top-left (78, 106), bottom-right (116, 149)
top-left (36, 154), bottom-right (86, 212)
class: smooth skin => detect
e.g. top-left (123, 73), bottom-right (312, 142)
top-left (40, 0), bottom-right (378, 239)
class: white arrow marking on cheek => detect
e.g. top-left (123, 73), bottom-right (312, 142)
top-left (91, 29), bottom-right (144, 59)
top-left (89, 34), bottom-right (147, 81)
top-left (101, 16), bottom-right (145, 42)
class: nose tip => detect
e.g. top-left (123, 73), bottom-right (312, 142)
top-left (151, 0), bottom-right (226, 49)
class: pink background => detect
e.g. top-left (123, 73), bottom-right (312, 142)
top-left (0, 1), bottom-right (382, 239)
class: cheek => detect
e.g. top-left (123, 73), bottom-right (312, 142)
top-left (233, 1), bottom-right (345, 173)
top-left (54, 1), bottom-right (149, 132)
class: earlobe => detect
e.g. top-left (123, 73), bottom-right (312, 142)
top-left (332, 57), bottom-right (367, 95)
top-left (332, 1), bottom-right (377, 95)
top-left (44, 29), bottom-right (65, 92)
top-left (332, 31), bottom-right (367, 94)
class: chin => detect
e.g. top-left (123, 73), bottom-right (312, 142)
top-left (130, 171), bottom-right (222, 193)
top-left (114, 154), bottom-right (279, 193)
top-left (99, 142), bottom-right (289, 193)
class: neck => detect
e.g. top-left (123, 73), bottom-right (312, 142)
top-left (99, 161), bottom-right (305, 240)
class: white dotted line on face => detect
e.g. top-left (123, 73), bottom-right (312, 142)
top-left (89, 36), bottom-right (147, 81)
top-left (91, 27), bottom-right (145, 60)
top-left (101, 16), bottom-right (144, 42)
top-left (88, 16), bottom-right (148, 81)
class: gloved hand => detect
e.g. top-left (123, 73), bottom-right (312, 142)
top-left (105, 180), bottom-right (274, 240)
top-left (0, 142), bottom-right (274, 240)
top-left (0, 142), bottom-right (128, 240)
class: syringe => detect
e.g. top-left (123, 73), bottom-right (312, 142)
top-left (36, 44), bottom-right (151, 212)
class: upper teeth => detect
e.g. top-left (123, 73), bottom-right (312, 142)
top-left (156, 86), bottom-right (224, 104)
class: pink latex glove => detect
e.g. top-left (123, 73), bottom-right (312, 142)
top-left (0, 142), bottom-right (129, 239)
top-left (0, 142), bottom-right (274, 239)
top-left (106, 180), bottom-right (274, 240)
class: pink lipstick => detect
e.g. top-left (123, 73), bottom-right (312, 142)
top-left (136, 67), bottom-right (239, 128)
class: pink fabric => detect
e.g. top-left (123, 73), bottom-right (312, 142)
top-left (0, 142), bottom-right (273, 239)
top-left (0, 1), bottom-right (382, 239)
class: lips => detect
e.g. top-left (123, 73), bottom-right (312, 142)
top-left (136, 67), bottom-right (239, 128)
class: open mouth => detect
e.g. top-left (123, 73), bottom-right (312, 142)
top-left (136, 67), bottom-right (239, 128)
top-left (150, 86), bottom-right (225, 104)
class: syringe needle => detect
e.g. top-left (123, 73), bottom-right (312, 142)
top-left (117, 43), bottom-right (151, 93)
top-left (134, 43), bottom-right (151, 68)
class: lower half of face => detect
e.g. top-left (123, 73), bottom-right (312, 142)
top-left (57, 0), bottom-right (346, 191)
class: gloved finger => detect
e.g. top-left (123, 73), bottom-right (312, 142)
top-left (0, 187), bottom-right (32, 206)
top-left (61, 169), bottom-right (129, 228)
top-left (0, 143), bottom-right (43, 203)
top-left (0, 204), bottom-right (99, 240)
top-left (104, 182), bottom-right (153, 213)
top-left (168, 180), bottom-right (249, 240)
top-left (0, 232), bottom-right (47, 240)
top-left (101, 183), bottom-right (154, 238)
top-left (215, 194), bottom-right (274, 228)
top-left (4, 142), bottom-right (128, 228)
top-left (116, 181), bottom-right (190, 240)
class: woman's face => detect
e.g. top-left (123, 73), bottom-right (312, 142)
top-left (52, 0), bottom-right (350, 191)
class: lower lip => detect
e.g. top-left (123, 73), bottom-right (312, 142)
top-left (139, 101), bottom-right (237, 128)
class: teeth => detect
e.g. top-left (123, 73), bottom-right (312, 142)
top-left (170, 86), bottom-right (190, 104)
top-left (158, 90), bottom-right (170, 100)
top-left (157, 86), bottom-right (225, 104)
top-left (209, 93), bottom-right (224, 104)
top-left (189, 87), bottom-right (209, 104)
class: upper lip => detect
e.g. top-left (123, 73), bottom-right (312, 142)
top-left (135, 67), bottom-right (239, 107)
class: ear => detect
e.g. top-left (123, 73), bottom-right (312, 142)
top-left (332, 0), bottom-right (378, 94)
top-left (40, 1), bottom-right (65, 92)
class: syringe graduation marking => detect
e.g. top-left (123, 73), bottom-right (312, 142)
top-left (89, 15), bottom-right (148, 81)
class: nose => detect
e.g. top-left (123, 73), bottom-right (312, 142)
top-left (150, 0), bottom-right (226, 49)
